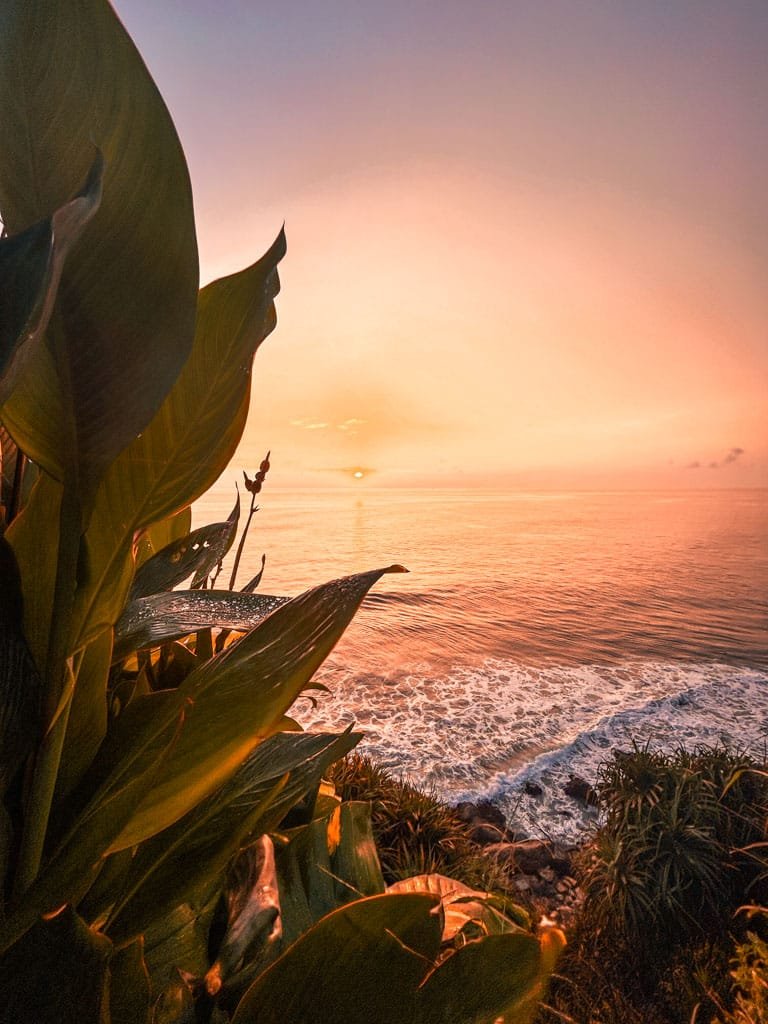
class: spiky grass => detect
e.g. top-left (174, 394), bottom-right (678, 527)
top-left (539, 743), bottom-right (768, 1024)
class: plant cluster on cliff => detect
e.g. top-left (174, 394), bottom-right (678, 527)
top-left (0, 3), bottom-right (563, 1021)
top-left (539, 745), bottom-right (768, 1024)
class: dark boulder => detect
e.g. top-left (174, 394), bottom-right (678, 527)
top-left (564, 774), bottom-right (598, 807)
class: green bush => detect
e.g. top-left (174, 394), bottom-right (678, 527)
top-left (540, 745), bottom-right (768, 1024)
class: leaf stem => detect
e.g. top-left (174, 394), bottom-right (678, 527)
top-left (228, 492), bottom-right (258, 591)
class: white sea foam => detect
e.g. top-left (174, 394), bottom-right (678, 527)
top-left (295, 659), bottom-right (768, 843)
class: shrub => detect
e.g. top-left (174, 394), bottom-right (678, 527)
top-left (539, 744), bottom-right (768, 1024)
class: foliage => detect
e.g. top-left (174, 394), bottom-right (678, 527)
top-left (717, 915), bottom-right (768, 1024)
top-left (328, 752), bottom-right (496, 888)
top-left (0, 4), bottom-right (565, 1021)
top-left (539, 744), bottom-right (768, 1024)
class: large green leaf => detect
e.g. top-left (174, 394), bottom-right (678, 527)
top-left (109, 939), bottom-right (151, 1024)
top-left (0, 536), bottom-right (42, 793)
top-left (54, 626), bottom-right (113, 800)
top-left (0, 0), bottom-right (198, 500)
top-left (106, 730), bottom-right (359, 945)
top-left (108, 565), bottom-right (405, 850)
top-left (128, 496), bottom-right (240, 601)
top-left (414, 931), bottom-right (546, 1024)
top-left (0, 907), bottom-right (112, 1024)
top-left (231, 893), bottom-right (442, 1024)
top-left (0, 703), bottom-right (184, 954)
top-left (113, 589), bottom-right (287, 661)
top-left (274, 801), bottom-right (387, 949)
top-left (5, 472), bottom-right (62, 672)
top-left (387, 874), bottom-right (530, 942)
top-left (0, 155), bottom-right (103, 406)
top-left (70, 230), bottom-right (285, 650)
top-left (135, 507), bottom-right (192, 570)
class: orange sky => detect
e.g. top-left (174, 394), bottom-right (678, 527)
top-left (117, 1), bottom-right (767, 489)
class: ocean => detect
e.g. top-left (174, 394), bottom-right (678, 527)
top-left (194, 487), bottom-right (768, 842)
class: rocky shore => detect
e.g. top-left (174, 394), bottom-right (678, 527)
top-left (454, 772), bottom-right (598, 929)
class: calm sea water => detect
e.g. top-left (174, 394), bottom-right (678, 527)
top-left (195, 488), bottom-right (768, 841)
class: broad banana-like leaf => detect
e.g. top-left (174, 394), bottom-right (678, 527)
top-left (0, 536), bottom-right (42, 793)
top-left (275, 801), bottom-right (386, 951)
top-left (329, 801), bottom-right (387, 903)
top-left (71, 232), bottom-right (285, 650)
top-left (414, 931), bottom-right (550, 1024)
top-left (0, 704), bottom-right (184, 955)
top-left (113, 590), bottom-right (288, 661)
top-left (0, 426), bottom-right (38, 521)
top-left (0, 154), bottom-right (103, 407)
top-left (135, 507), bottom-right (192, 570)
top-left (143, 901), bottom-right (213, 991)
top-left (5, 472), bottom-right (62, 671)
top-left (129, 497), bottom-right (240, 601)
top-left (387, 874), bottom-right (530, 942)
top-left (191, 495), bottom-right (240, 588)
top-left (231, 893), bottom-right (442, 1024)
top-left (0, 907), bottom-right (112, 1024)
top-left (109, 939), bottom-right (151, 1024)
top-left (54, 627), bottom-right (113, 801)
top-left (106, 730), bottom-right (359, 945)
top-left (109, 565), bottom-right (405, 850)
top-left (0, 0), bottom-right (198, 502)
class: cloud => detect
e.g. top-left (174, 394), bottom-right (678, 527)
top-left (289, 419), bottom-right (329, 430)
top-left (686, 447), bottom-right (745, 470)
top-left (722, 446), bottom-right (745, 465)
top-left (336, 418), bottom-right (367, 435)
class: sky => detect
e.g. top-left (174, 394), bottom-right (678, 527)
top-left (115, 0), bottom-right (767, 489)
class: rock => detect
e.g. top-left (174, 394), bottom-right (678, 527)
top-left (508, 839), bottom-right (554, 875)
top-left (473, 799), bottom-right (507, 831)
top-left (513, 876), bottom-right (531, 893)
top-left (454, 799), bottom-right (509, 842)
top-left (523, 780), bottom-right (543, 797)
top-left (549, 852), bottom-right (573, 877)
top-left (470, 823), bottom-right (506, 846)
top-left (538, 866), bottom-right (556, 883)
top-left (564, 774), bottom-right (598, 807)
top-left (454, 801), bottom-right (479, 824)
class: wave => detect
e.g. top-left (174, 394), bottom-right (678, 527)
top-left (295, 659), bottom-right (768, 843)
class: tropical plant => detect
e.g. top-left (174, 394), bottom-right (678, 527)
top-left (540, 744), bottom-right (768, 1024)
top-left (0, 3), bottom-right (564, 1020)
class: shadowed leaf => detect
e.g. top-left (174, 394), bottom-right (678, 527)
top-left (0, 0), bottom-right (198, 502)
top-left (414, 930), bottom-right (547, 1024)
top-left (0, 907), bottom-right (111, 1024)
top-left (110, 565), bottom-right (406, 851)
top-left (113, 589), bottom-right (288, 661)
top-left (106, 730), bottom-right (360, 945)
top-left (0, 154), bottom-right (103, 407)
top-left (135, 507), bottom-right (192, 570)
top-left (0, 536), bottom-right (42, 793)
top-left (109, 939), bottom-right (151, 1024)
top-left (129, 497), bottom-right (240, 601)
top-left (232, 893), bottom-right (442, 1024)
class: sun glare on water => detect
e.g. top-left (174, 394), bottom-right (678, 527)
top-left (353, 470), bottom-right (364, 479)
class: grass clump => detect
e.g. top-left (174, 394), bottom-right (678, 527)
top-left (539, 744), bottom-right (768, 1024)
